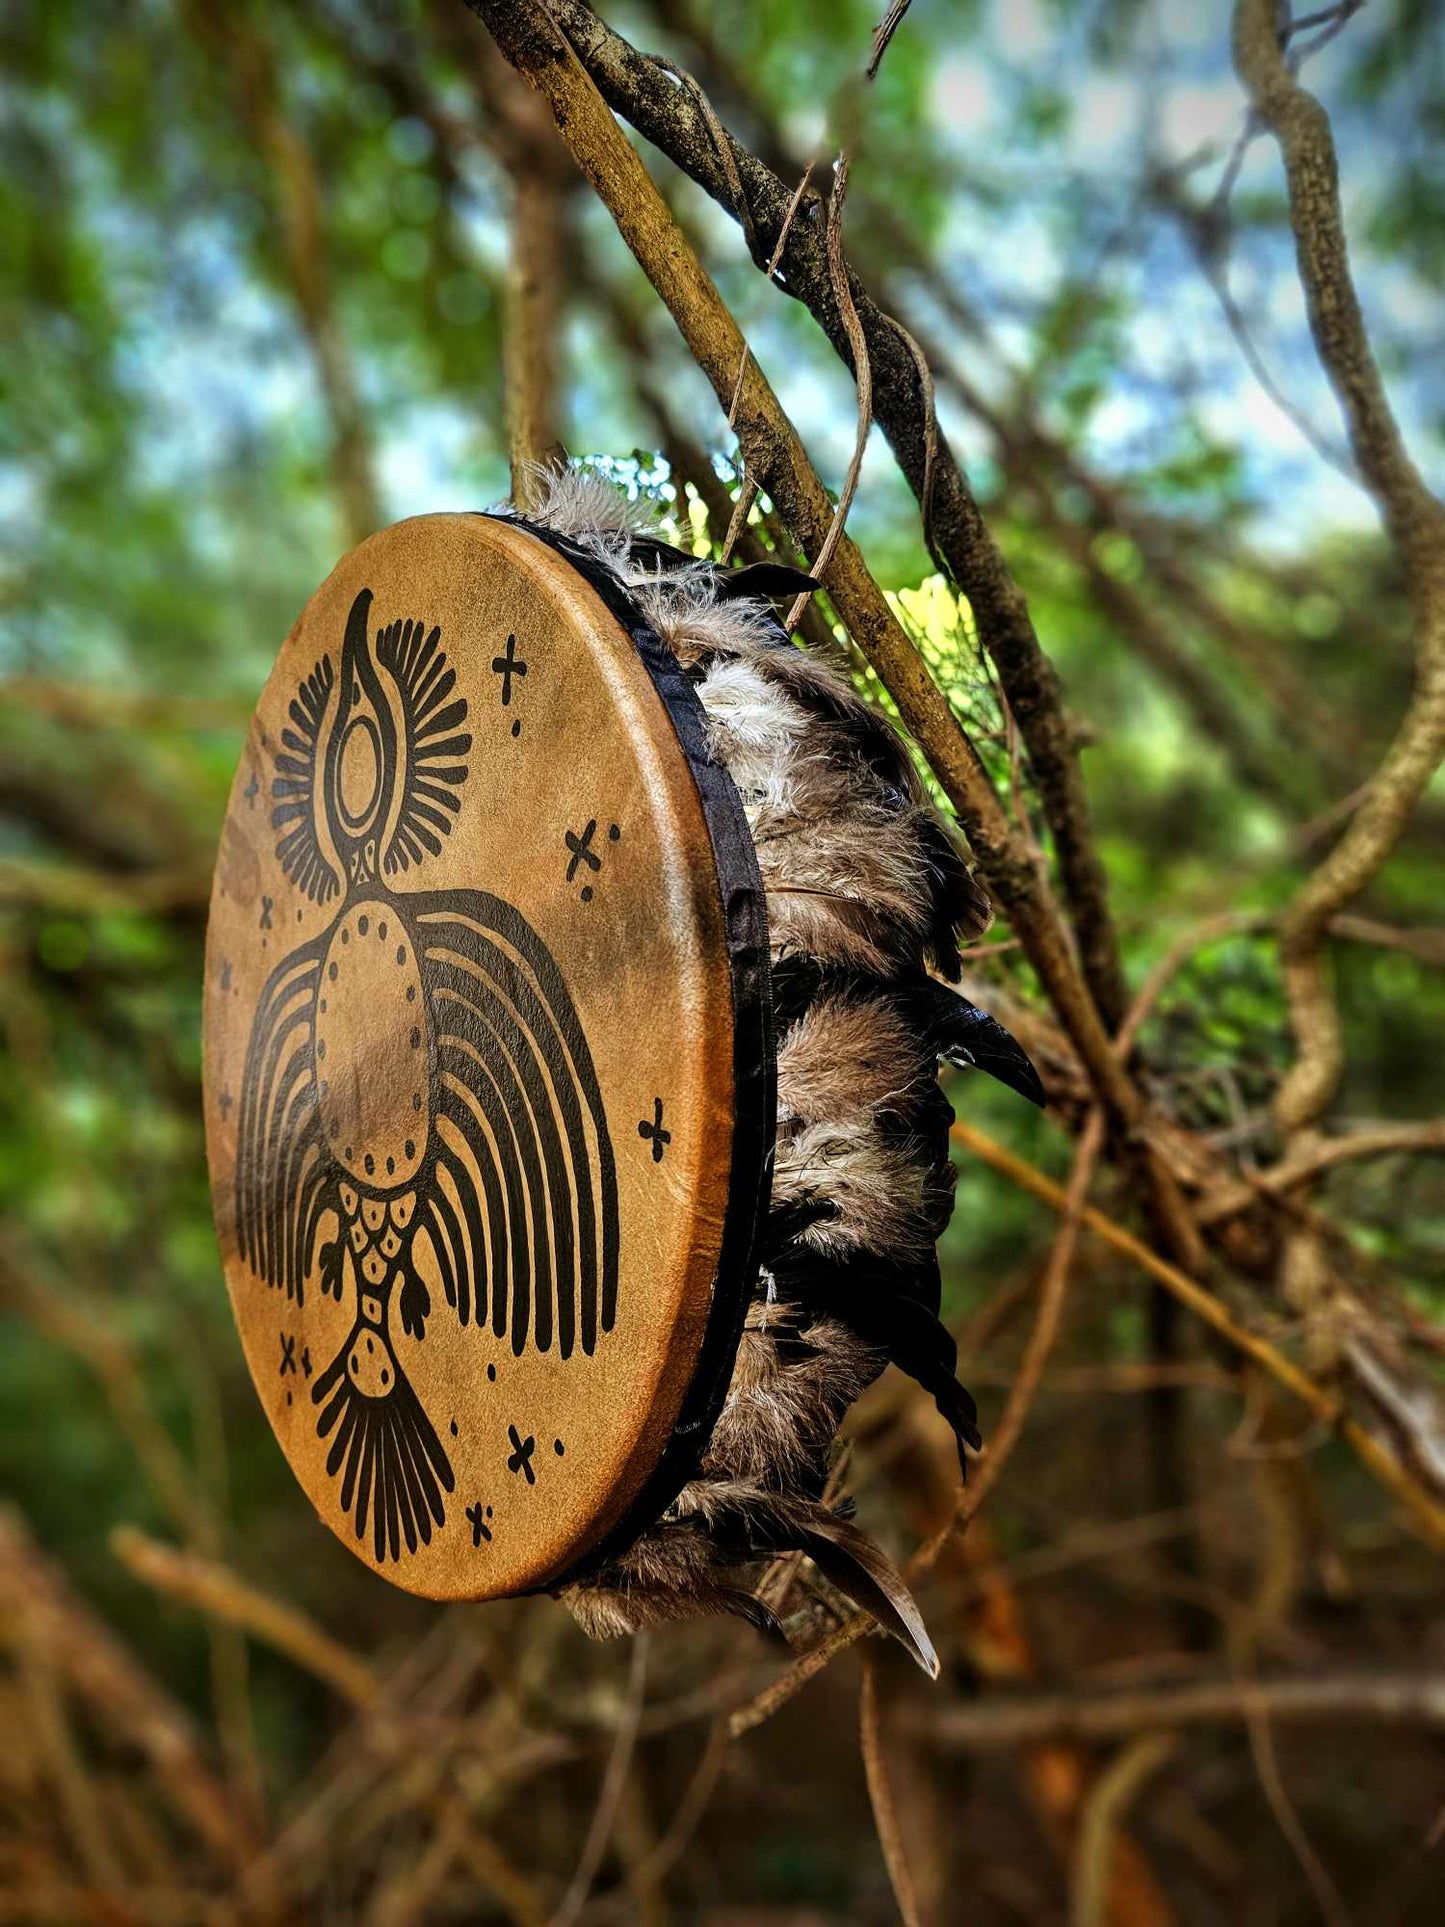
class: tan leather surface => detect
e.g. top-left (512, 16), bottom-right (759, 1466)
top-left (203, 514), bottom-right (735, 1598)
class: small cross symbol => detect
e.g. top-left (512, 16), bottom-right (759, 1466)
top-left (218, 1090), bottom-right (233, 1121)
top-left (259, 896), bottom-right (274, 931)
top-left (565, 820), bottom-right (601, 882)
top-left (466, 1501), bottom-right (493, 1546)
top-left (491, 633), bottom-right (527, 706)
top-left (638, 1097), bottom-right (671, 1163)
top-left (279, 1333), bottom-right (297, 1377)
top-left (506, 1425), bottom-right (537, 1484)
top-left (244, 771), bottom-right (259, 808)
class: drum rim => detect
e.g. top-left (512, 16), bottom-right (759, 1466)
top-left (491, 513), bottom-right (776, 1587)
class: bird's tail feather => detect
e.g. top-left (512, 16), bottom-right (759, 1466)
top-left (313, 1333), bottom-right (455, 1561)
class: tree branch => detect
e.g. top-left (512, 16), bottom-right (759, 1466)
top-left (950, 1120), bottom-right (1445, 1550)
top-left (461, 0), bottom-right (1148, 1129)
top-left (1233, 0), bottom-right (1445, 1137)
top-left (537, 0), bottom-right (1129, 1030)
top-left (502, 142), bottom-right (569, 499)
top-left (435, 5), bottom-right (573, 499)
top-left (1072, 1733), bottom-right (1177, 1927)
top-left (915, 1109), bottom-right (1105, 1569)
top-left (0, 1508), bottom-right (250, 1872)
top-left (859, 1652), bottom-right (923, 1927)
top-left (462, 0), bottom-right (1219, 1303)
top-left (190, 2), bottom-right (382, 544)
top-left (927, 1671), bottom-right (1445, 1750)
top-left (111, 1530), bottom-right (380, 1712)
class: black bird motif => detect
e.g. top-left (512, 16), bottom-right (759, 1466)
top-left (236, 588), bottom-right (619, 1562)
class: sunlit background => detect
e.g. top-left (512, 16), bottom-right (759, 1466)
top-left (3, 1), bottom-right (1444, 1921)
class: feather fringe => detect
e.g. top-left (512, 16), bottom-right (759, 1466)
top-left (504, 468), bottom-right (1039, 1671)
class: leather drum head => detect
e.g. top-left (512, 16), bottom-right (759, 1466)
top-left (203, 513), bottom-right (772, 1598)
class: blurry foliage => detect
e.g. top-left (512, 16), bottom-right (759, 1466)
top-left (2, 0), bottom-right (1444, 1921)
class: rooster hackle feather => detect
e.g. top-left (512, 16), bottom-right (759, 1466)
top-left (504, 466), bottom-right (1044, 1674)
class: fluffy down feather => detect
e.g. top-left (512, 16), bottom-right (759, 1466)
top-left (776, 992), bottom-right (922, 1128)
top-left (702, 1308), bottom-right (880, 1490)
top-left (502, 470), bottom-right (1040, 1670)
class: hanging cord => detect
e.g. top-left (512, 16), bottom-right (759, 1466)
top-left (786, 152), bottom-right (872, 631)
top-left (651, 55), bottom-right (819, 562)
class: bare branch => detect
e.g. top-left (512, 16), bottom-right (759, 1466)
top-left (927, 1672), bottom-right (1445, 1750)
top-left (0, 856), bottom-right (209, 917)
top-left (189, 2), bottom-right (382, 543)
top-left (915, 1108), bottom-right (1105, 1569)
top-left (538, 0), bottom-right (1130, 1029)
top-left (0, 1242), bottom-right (211, 1546)
top-left (0, 1508), bottom-right (249, 1871)
top-left (867, 1), bottom-right (914, 80)
top-left (860, 1653), bottom-right (922, 1927)
top-left (485, 48), bottom-right (573, 499)
top-left (111, 1530), bottom-right (379, 1712)
top-left (1202, 1121), bottom-right (1445, 1220)
top-left (950, 1120), bottom-right (1445, 1550)
top-left (461, 0), bottom-right (1155, 1154)
top-left (1072, 1734), bottom-right (1177, 1927)
top-left (552, 1634), bottom-right (650, 1927)
top-left (1232, 0), bottom-right (1445, 1136)
top-left (1244, 1691), bottom-right (1353, 1927)
top-left (785, 152), bottom-right (872, 633)
top-left (503, 162), bottom-right (568, 501)
top-left (1328, 915), bottom-right (1445, 967)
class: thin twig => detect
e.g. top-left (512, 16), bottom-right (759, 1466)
top-left (950, 1120), bottom-right (1445, 1550)
top-left (926, 1672), bottom-right (1445, 1749)
top-left (1, 677), bottom-right (248, 732)
top-left (884, 312), bottom-right (944, 574)
top-left (1328, 914), bottom-right (1445, 966)
top-left (111, 1528), bottom-right (379, 1711)
top-left (716, 163), bottom-right (816, 564)
top-left (0, 1508), bottom-right (250, 1871)
top-left (1233, 0), bottom-right (1445, 1138)
top-left (1198, 1120), bottom-right (1445, 1223)
top-left (860, 1651), bottom-right (921, 1927)
top-left (866, 0), bottom-right (913, 79)
top-left (1115, 912), bottom-right (1269, 1057)
top-left (192, 3), bottom-right (381, 541)
top-left (1072, 1733), bottom-right (1177, 1927)
top-left (654, 56), bottom-right (762, 266)
top-left (0, 1242), bottom-right (211, 1547)
top-left (582, 1715), bottom-right (730, 1920)
top-left (1245, 1705), bottom-right (1353, 1927)
top-left (1203, 256), bottom-right (1357, 481)
top-left (915, 1108), bottom-right (1105, 1570)
top-left (551, 1633), bottom-right (650, 1927)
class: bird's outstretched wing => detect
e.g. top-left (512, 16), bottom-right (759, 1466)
top-left (410, 890), bottom-right (619, 1360)
top-left (271, 657), bottom-right (340, 907)
top-left (374, 618), bottom-right (472, 878)
top-left (235, 934), bottom-right (331, 1301)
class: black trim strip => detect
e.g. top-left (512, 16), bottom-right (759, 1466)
top-left (483, 514), bottom-right (776, 1582)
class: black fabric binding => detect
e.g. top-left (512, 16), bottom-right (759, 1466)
top-left (480, 512), bottom-right (1044, 1577)
top-left (484, 515), bottom-right (777, 1585)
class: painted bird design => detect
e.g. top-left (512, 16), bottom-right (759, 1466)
top-left (235, 587), bottom-right (619, 1562)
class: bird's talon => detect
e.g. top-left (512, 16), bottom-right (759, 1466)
top-left (400, 1276), bottom-right (431, 1339)
top-left (318, 1238), bottom-right (344, 1300)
